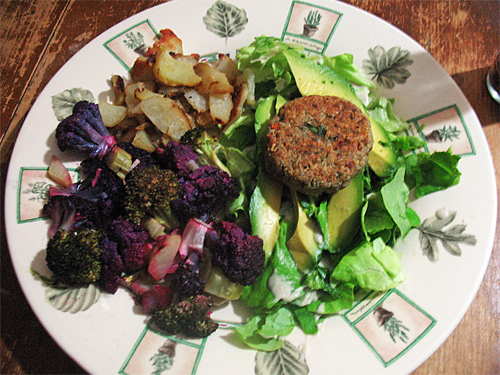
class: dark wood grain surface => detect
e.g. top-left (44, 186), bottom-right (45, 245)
top-left (1, 1), bottom-right (499, 374)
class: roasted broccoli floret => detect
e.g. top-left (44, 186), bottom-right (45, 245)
top-left (124, 165), bottom-right (181, 229)
top-left (170, 252), bottom-right (205, 297)
top-left (55, 101), bottom-right (133, 179)
top-left (154, 141), bottom-right (198, 177)
top-left (180, 128), bottom-right (231, 175)
top-left (151, 294), bottom-right (218, 338)
top-left (171, 165), bottom-right (239, 222)
top-left (46, 229), bottom-right (103, 285)
top-left (106, 217), bottom-right (152, 273)
top-left (204, 221), bottom-right (265, 285)
top-left (98, 236), bottom-right (124, 294)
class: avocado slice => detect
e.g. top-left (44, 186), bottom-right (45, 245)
top-left (249, 170), bottom-right (283, 261)
top-left (283, 49), bottom-right (397, 177)
top-left (326, 173), bottom-right (364, 251)
top-left (287, 190), bottom-right (321, 271)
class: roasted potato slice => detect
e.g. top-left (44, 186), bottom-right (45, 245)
top-left (216, 54), bottom-right (241, 84)
top-left (153, 45), bottom-right (202, 87)
top-left (125, 82), bottom-right (155, 115)
top-left (99, 101), bottom-right (127, 128)
top-left (132, 129), bottom-right (156, 153)
top-left (194, 62), bottom-right (233, 95)
top-left (130, 56), bottom-right (155, 82)
top-left (150, 29), bottom-right (183, 56)
top-left (134, 83), bottom-right (163, 101)
top-left (209, 93), bottom-right (233, 125)
top-left (184, 88), bottom-right (209, 112)
top-left (139, 96), bottom-right (193, 141)
top-left (223, 82), bottom-right (249, 130)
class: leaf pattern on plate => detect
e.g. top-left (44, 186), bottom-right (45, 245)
top-left (203, 0), bottom-right (248, 40)
top-left (45, 283), bottom-right (101, 313)
top-left (416, 209), bottom-right (477, 262)
top-left (255, 340), bottom-right (309, 375)
top-left (362, 46), bottom-right (413, 89)
top-left (51, 87), bottom-right (95, 121)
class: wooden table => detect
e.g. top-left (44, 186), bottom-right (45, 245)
top-left (1, 1), bottom-right (498, 374)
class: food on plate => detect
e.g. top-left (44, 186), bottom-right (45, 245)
top-left (265, 95), bottom-right (373, 196)
top-left (38, 29), bottom-right (462, 348)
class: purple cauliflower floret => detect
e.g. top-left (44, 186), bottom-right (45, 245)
top-left (42, 194), bottom-right (101, 237)
top-left (170, 252), bottom-right (205, 297)
top-left (79, 157), bottom-right (126, 211)
top-left (56, 101), bottom-right (116, 158)
top-left (171, 165), bottom-right (239, 222)
top-left (99, 236), bottom-right (124, 294)
top-left (43, 159), bottom-right (126, 237)
top-left (154, 142), bottom-right (198, 177)
top-left (106, 217), bottom-right (151, 273)
top-left (204, 221), bottom-right (265, 286)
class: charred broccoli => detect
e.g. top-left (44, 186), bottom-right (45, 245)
top-left (151, 294), bottom-right (218, 338)
top-left (180, 128), bottom-right (230, 175)
top-left (205, 220), bottom-right (265, 286)
top-left (123, 165), bottom-right (181, 229)
top-left (171, 165), bottom-right (239, 222)
top-left (55, 101), bottom-right (133, 179)
top-left (46, 229), bottom-right (103, 285)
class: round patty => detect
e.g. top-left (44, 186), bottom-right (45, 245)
top-left (265, 95), bottom-right (373, 195)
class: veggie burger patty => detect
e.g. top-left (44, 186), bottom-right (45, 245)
top-left (265, 95), bottom-right (373, 195)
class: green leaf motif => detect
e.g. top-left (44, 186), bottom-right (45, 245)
top-left (362, 46), bottom-right (413, 89)
top-left (203, 0), bottom-right (248, 40)
top-left (417, 210), bottom-right (477, 262)
top-left (52, 88), bottom-right (95, 121)
top-left (45, 283), bottom-right (101, 313)
top-left (255, 340), bottom-right (309, 375)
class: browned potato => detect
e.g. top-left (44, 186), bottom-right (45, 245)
top-left (132, 129), bottom-right (156, 153)
top-left (184, 88), bottom-right (209, 112)
top-left (153, 45), bottom-right (202, 87)
top-left (216, 54), bottom-right (241, 84)
top-left (130, 56), bottom-right (155, 82)
top-left (125, 82), bottom-right (155, 115)
top-left (224, 82), bottom-right (249, 130)
top-left (134, 83), bottom-right (163, 101)
top-left (209, 93), bottom-right (233, 125)
top-left (139, 96), bottom-right (193, 141)
top-left (99, 101), bottom-right (127, 128)
top-left (151, 29), bottom-right (183, 55)
top-left (194, 62), bottom-right (234, 95)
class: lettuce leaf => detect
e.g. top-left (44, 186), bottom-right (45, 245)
top-left (331, 238), bottom-right (405, 291)
top-left (405, 148), bottom-right (461, 198)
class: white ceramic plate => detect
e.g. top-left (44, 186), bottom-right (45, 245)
top-left (4, 1), bottom-right (497, 374)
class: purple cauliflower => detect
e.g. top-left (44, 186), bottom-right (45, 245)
top-left (171, 165), bottom-right (239, 222)
top-left (106, 217), bottom-right (152, 273)
top-left (204, 221), bottom-right (265, 286)
top-left (98, 236), bottom-right (125, 294)
top-left (43, 159), bottom-right (126, 237)
top-left (56, 101), bottom-right (116, 158)
top-left (154, 141), bottom-right (198, 177)
top-left (170, 251), bottom-right (205, 297)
